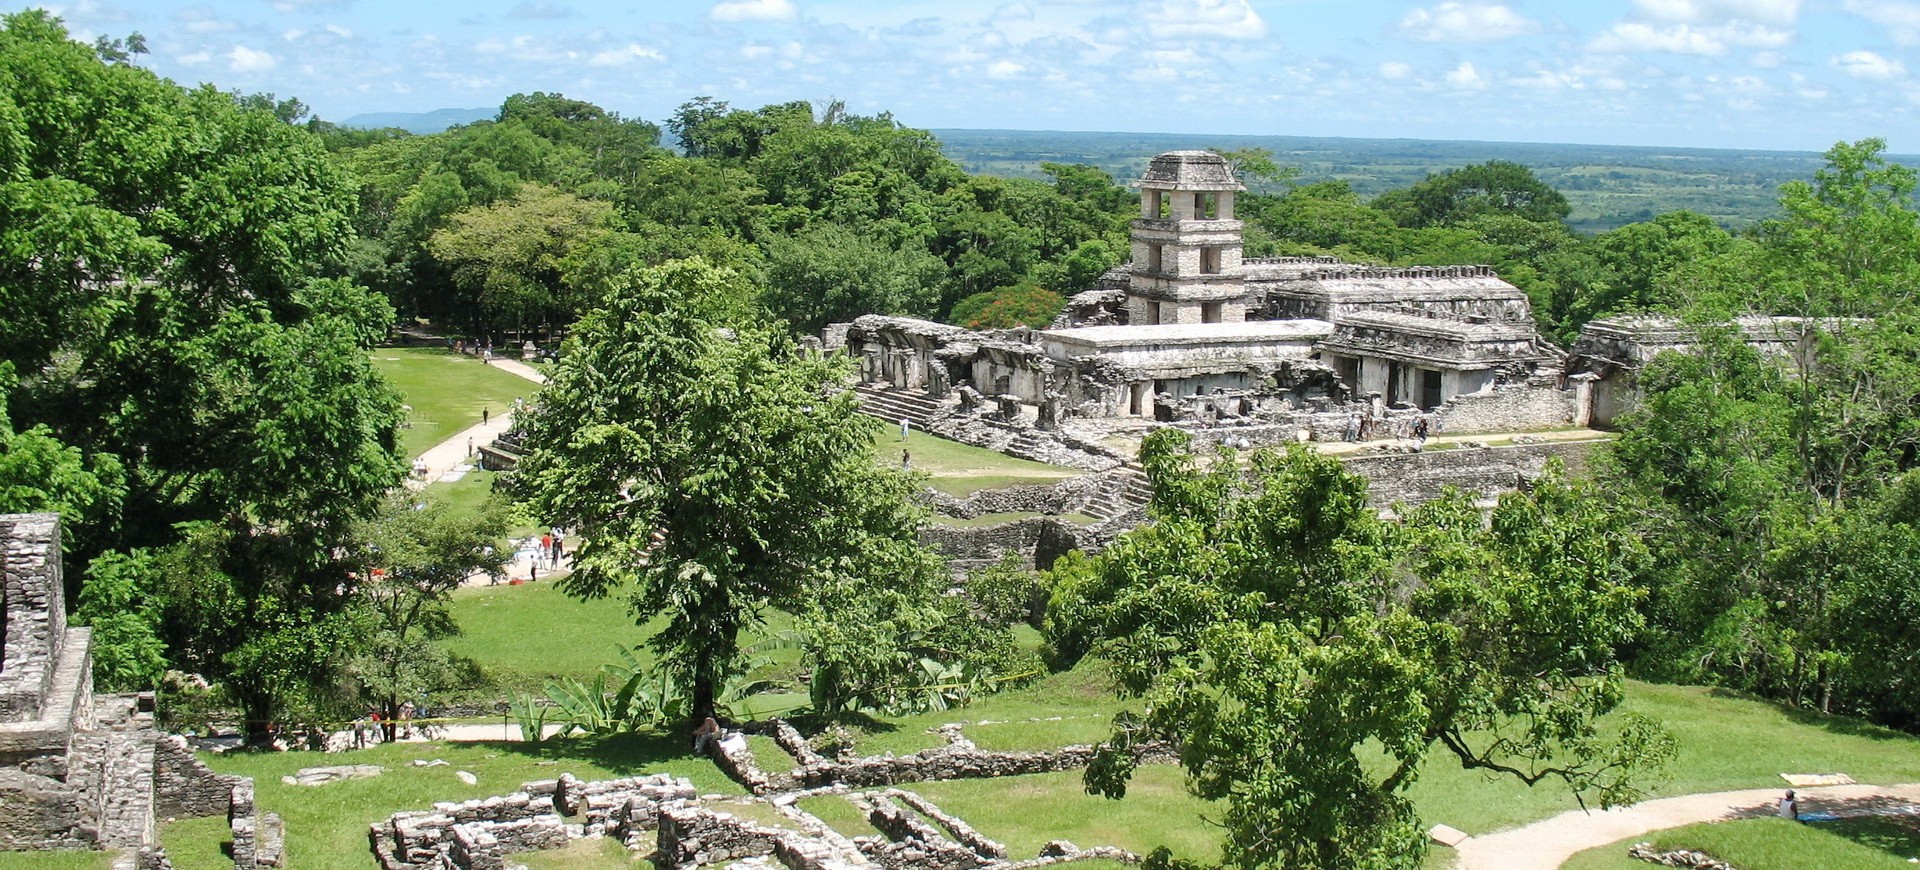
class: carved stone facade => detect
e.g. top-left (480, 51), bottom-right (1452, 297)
top-left (0, 513), bottom-right (261, 868)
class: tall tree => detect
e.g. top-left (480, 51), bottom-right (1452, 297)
top-left (512, 258), bottom-right (943, 724)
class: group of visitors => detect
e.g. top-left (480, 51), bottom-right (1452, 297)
top-left (537, 528), bottom-right (566, 570)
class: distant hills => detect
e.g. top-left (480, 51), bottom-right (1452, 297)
top-left (339, 107), bottom-right (495, 134)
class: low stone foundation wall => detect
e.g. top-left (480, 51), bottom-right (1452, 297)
top-left (153, 735), bottom-right (241, 820)
top-left (794, 741), bottom-right (1175, 791)
top-left (371, 773), bottom-right (697, 870)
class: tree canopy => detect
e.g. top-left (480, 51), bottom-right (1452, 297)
top-left (1052, 432), bottom-right (1669, 869)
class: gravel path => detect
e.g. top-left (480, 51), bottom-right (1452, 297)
top-left (1454, 782), bottom-right (1920, 869)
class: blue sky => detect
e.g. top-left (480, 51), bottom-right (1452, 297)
top-left (25, 0), bottom-right (1920, 151)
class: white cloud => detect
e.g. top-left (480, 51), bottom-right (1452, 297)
top-left (987, 59), bottom-right (1025, 78)
top-left (1631, 0), bottom-right (1799, 25)
top-left (1589, 19), bottom-right (1789, 55)
top-left (1844, 0), bottom-right (1920, 45)
top-left (1141, 0), bottom-right (1268, 41)
top-left (1400, 3), bottom-right (1539, 43)
top-left (1445, 61), bottom-right (1486, 89)
top-left (1378, 60), bottom-right (1413, 79)
top-left (176, 50), bottom-right (211, 66)
top-left (710, 0), bottom-right (798, 22)
top-left (227, 45), bottom-right (277, 73)
top-left (1833, 49), bottom-right (1908, 79)
top-left (590, 43), bottom-right (665, 66)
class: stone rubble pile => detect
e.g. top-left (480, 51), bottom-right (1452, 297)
top-left (1627, 843), bottom-right (1739, 870)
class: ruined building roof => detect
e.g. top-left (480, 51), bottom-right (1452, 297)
top-left (1133, 150), bottom-right (1245, 192)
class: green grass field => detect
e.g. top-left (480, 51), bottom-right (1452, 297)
top-left (0, 852), bottom-right (113, 870)
top-left (441, 581), bottom-right (805, 700)
top-left (874, 430), bottom-right (1081, 496)
top-left (371, 347), bottom-right (540, 458)
top-left (1563, 815), bottom-right (1920, 869)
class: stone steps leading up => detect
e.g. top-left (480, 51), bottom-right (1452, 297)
top-left (852, 385), bottom-right (943, 431)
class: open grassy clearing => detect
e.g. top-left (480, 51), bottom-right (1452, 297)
top-left (873, 430), bottom-right (1080, 497)
top-left (1562, 815), bottom-right (1920, 869)
top-left (371, 346), bottom-right (539, 458)
top-left (441, 581), bottom-right (805, 699)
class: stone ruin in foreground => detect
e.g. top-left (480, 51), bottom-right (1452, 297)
top-left (373, 717), bottom-right (1165, 870)
top-left (0, 513), bottom-right (279, 869)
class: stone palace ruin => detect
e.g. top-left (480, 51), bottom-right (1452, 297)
top-left (829, 151), bottom-right (1588, 454)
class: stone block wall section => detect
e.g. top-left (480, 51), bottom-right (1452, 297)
top-left (712, 718), bottom-right (1176, 796)
top-left (0, 514), bottom-right (66, 724)
top-left (153, 735), bottom-right (243, 820)
top-left (370, 773), bottom-right (696, 870)
top-left (1341, 440), bottom-right (1597, 507)
top-left (1426, 377), bottom-right (1577, 433)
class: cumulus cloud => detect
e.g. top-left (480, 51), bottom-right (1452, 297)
top-left (987, 59), bottom-right (1025, 78)
top-left (1445, 61), bottom-right (1486, 89)
top-left (1833, 49), bottom-right (1908, 79)
top-left (710, 0), bottom-right (798, 22)
top-left (1594, 0), bottom-right (1796, 55)
top-left (1141, 0), bottom-right (1268, 41)
top-left (1844, 0), bottom-right (1920, 45)
top-left (1378, 60), bottom-right (1413, 79)
top-left (227, 45), bottom-right (277, 72)
top-left (1590, 19), bottom-right (1790, 55)
top-left (590, 43), bottom-right (665, 66)
top-left (1399, 3), bottom-right (1539, 43)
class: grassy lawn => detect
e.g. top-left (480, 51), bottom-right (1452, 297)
top-left (442, 581), bottom-right (644, 696)
top-left (874, 430), bottom-right (1080, 497)
top-left (162, 734), bottom-right (744, 870)
top-left (415, 469), bottom-right (543, 541)
top-left (0, 853), bottom-right (114, 870)
top-left (1409, 681), bottom-right (1920, 843)
top-left (372, 347), bottom-right (540, 458)
top-left (1563, 816), bottom-right (1920, 869)
top-left (441, 581), bottom-right (805, 701)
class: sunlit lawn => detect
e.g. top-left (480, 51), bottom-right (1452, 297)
top-left (371, 346), bottom-right (539, 458)
top-left (871, 430), bottom-right (1080, 497)
top-left (1563, 815), bottom-right (1920, 869)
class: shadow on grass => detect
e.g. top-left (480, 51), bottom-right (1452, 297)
top-left (473, 730), bottom-right (706, 774)
top-left (1701, 686), bottom-right (1913, 743)
top-left (1814, 815), bottom-right (1920, 859)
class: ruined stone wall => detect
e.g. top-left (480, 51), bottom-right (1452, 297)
top-left (791, 742), bottom-right (1176, 791)
top-left (1341, 440), bottom-right (1598, 507)
top-left (153, 735), bottom-right (240, 820)
top-left (1428, 380), bottom-right (1576, 433)
top-left (0, 514), bottom-right (65, 723)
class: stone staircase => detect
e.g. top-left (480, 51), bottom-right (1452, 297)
top-left (1077, 467), bottom-right (1151, 522)
top-left (852, 384), bottom-right (944, 432)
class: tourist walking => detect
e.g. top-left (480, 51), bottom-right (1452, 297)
top-left (900, 417), bottom-right (911, 440)
top-left (1413, 415), bottom-right (1430, 447)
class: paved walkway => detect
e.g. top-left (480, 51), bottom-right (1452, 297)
top-left (1454, 782), bottom-right (1920, 869)
top-left (402, 357), bottom-right (547, 491)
